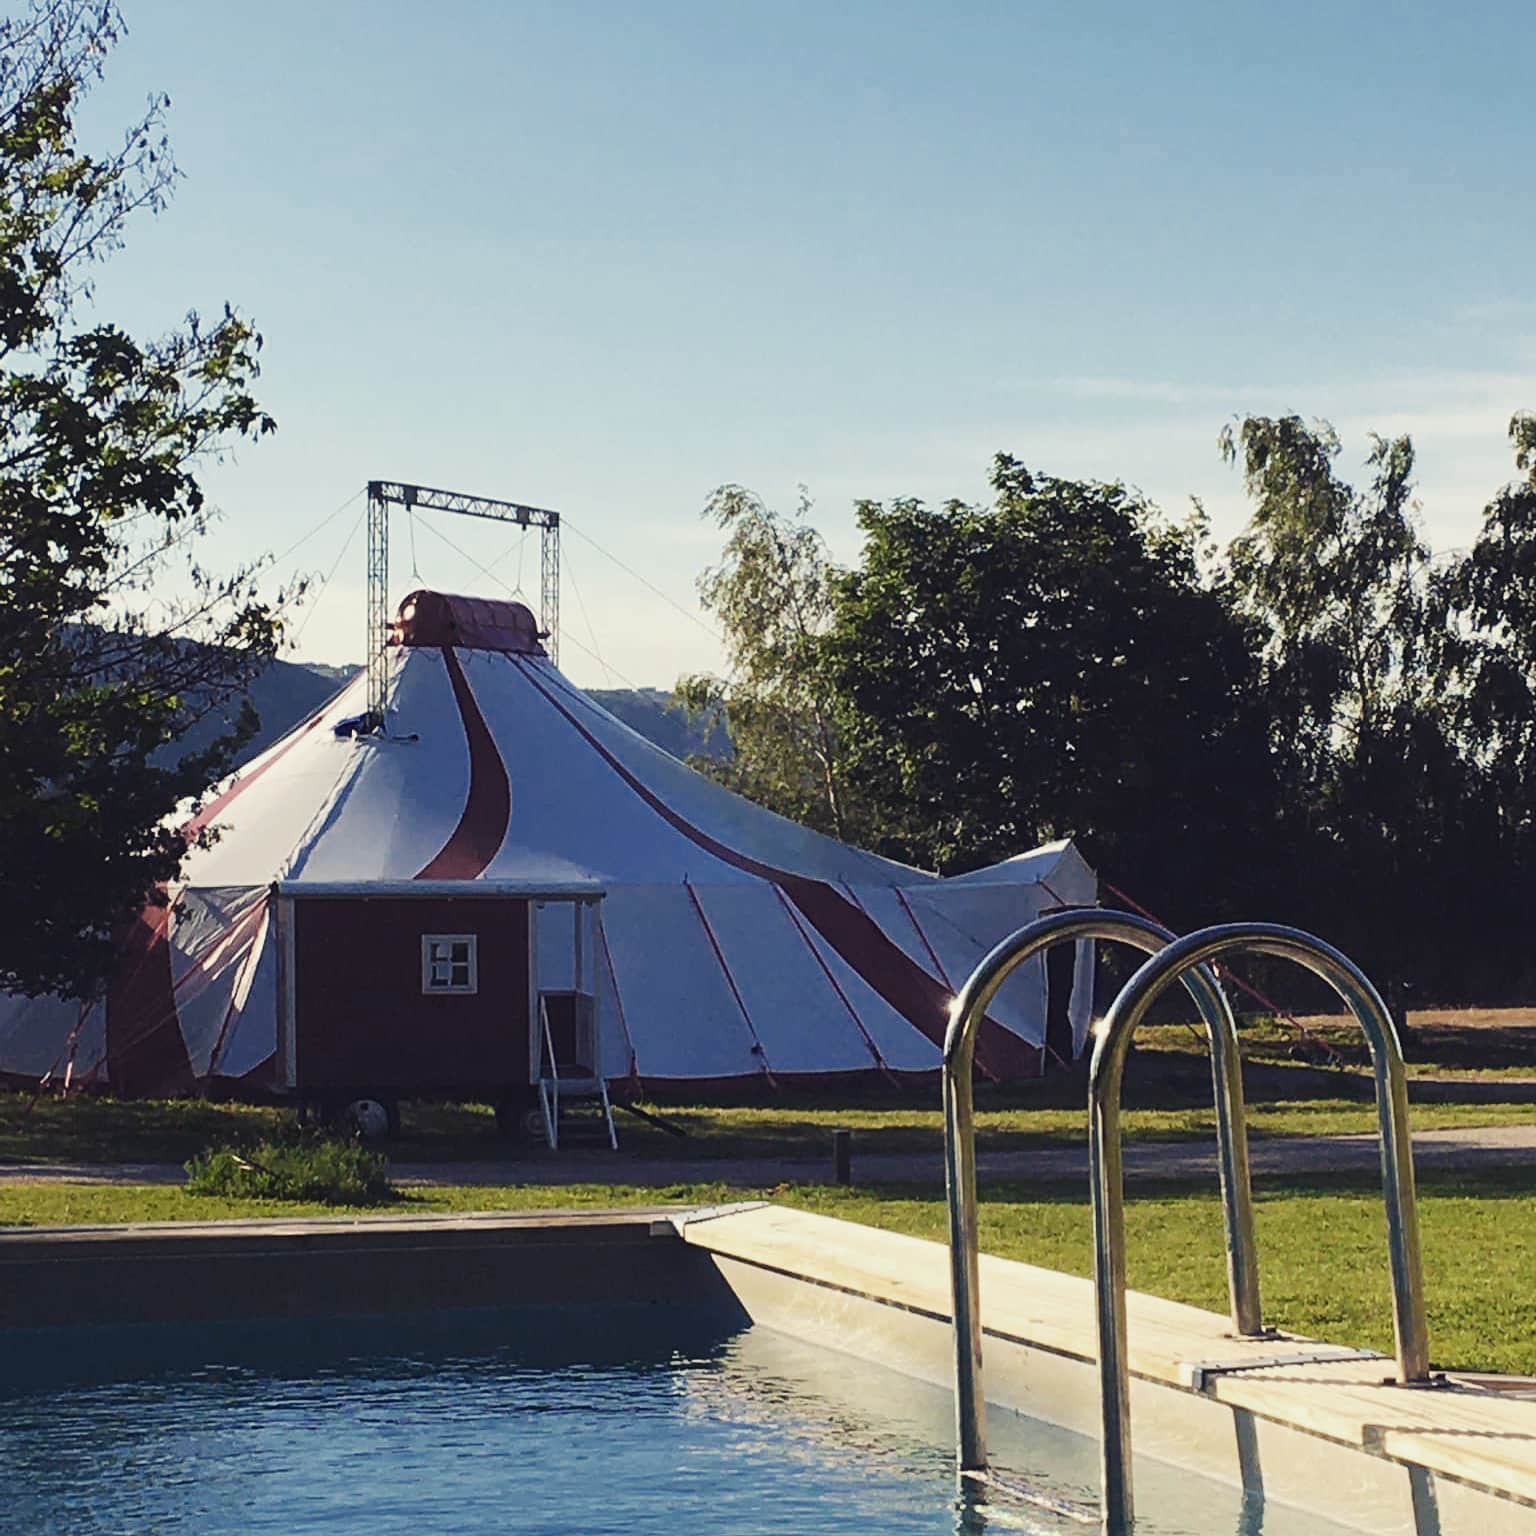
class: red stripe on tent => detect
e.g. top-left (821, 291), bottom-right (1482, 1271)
top-left (684, 879), bottom-right (775, 1083)
top-left (511, 657), bottom-right (1035, 1078)
top-left (773, 885), bottom-right (892, 1075)
top-left (415, 648), bottom-right (512, 879)
top-left (779, 878), bottom-right (1030, 1076)
top-left (886, 886), bottom-right (1004, 1084)
top-left (106, 898), bottom-right (195, 1097)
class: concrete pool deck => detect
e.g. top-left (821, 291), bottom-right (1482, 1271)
top-left (1, 1120), bottom-right (1532, 1187)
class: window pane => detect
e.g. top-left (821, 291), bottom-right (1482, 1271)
top-left (422, 933), bottom-right (476, 995)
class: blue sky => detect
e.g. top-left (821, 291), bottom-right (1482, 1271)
top-left (79, 1), bottom-right (1536, 686)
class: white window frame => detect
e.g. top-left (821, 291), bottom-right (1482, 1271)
top-left (421, 933), bottom-right (478, 995)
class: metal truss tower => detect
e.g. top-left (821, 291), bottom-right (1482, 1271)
top-left (364, 479), bottom-right (561, 725)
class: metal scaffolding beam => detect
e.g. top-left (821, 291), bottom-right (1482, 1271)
top-left (366, 483), bottom-right (390, 728)
top-left (364, 479), bottom-right (561, 724)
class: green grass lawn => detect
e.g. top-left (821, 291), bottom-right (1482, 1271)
top-left (788, 1170), bottom-right (1536, 1379)
top-left (2, 1089), bottom-right (1531, 1166)
top-left (1139, 1012), bottom-right (1536, 1079)
top-left (3, 1167), bottom-right (1533, 1376)
top-left (602, 1098), bottom-right (1534, 1157)
top-left (5, 1025), bottom-right (1532, 1378)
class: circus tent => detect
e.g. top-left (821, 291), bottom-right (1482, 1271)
top-left (0, 591), bottom-right (1096, 1101)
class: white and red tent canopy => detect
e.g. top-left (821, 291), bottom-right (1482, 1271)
top-left (0, 592), bottom-right (1097, 1095)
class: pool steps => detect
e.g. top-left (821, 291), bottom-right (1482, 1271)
top-left (946, 914), bottom-right (1431, 1532)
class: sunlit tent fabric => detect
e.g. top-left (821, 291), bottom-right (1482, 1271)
top-left (0, 592), bottom-right (1097, 1096)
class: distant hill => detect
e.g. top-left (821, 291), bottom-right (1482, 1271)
top-left (588, 687), bottom-right (729, 762)
top-left (156, 657), bottom-right (359, 770)
top-left (164, 665), bottom-right (730, 769)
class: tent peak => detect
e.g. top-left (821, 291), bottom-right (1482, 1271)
top-left (390, 590), bottom-right (547, 655)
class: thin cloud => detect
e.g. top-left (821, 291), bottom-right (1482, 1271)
top-left (1038, 377), bottom-right (1249, 405)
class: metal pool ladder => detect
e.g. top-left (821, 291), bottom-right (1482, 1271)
top-left (944, 910), bottom-right (1264, 1471)
top-left (943, 916), bottom-right (1432, 1534)
top-left (1088, 923), bottom-right (1431, 1531)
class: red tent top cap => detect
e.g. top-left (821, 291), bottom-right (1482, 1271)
top-left (390, 590), bottom-right (547, 655)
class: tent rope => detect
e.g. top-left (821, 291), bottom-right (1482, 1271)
top-left (271, 488), bottom-right (365, 567)
top-left (563, 515), bottom-right (723, 646)
top-left (1100, 879), bottom-right (1346, 1067)
top-left (290, 502), bottom-right (367, 647)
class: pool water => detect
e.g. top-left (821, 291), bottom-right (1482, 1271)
top-left (0, 1307), bottom-right (1361, 1535)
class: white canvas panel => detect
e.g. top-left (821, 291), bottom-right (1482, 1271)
top-left (843, 885), bottom-right (964, 990)
top-left (186, 674), bottom-right (369, 885)
top-left (936, 839), bottom-right (1098, 1054)
top-left (476, 845), bottom-right (602, 887)
top-left (781, 917), bottom-right (945, 1073)
top-left (599, 885), bottom-right (768, 1080)
top-left (592, 913), bottom-right (637, 1082)
top-left (944, 837), bottom-right (1095, 899)
top-left (465, 656), bottom-right (753, 886)
top-left (533, 898), bottom-right (634, 1079)
top-left (210, 919), bottom-right (278, 1080)
top-left (169, 887), bottom-right (269, 1077)
top-left (501, 659), bottom-right (933, 888)
top-left (906, 884), bottom-right (1049, 1045)
top-left (291, 650), bottom-right (473, 880)
top-left (0, 992), bottom-right (103, 1081)
top-left (683, 883), bottom-right (884, 1074)
top-left (531, 899), bottom-right (610, 990)
top-left (71, 999), bottom-right (107, 1084)
top-left (850, 883), bottom-right (1044, 1044)
top-left (1071, 935), bottom-right (1095, 1056)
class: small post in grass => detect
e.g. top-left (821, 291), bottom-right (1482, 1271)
top-left (832, 1127), bottom-right (852, 1186)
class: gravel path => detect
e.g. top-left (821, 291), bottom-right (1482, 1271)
top-left (1, 1123), bottom-right (1532, 1191)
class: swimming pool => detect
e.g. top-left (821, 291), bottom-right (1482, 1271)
top-left (1, 1304), bottom-right (1360, 1536)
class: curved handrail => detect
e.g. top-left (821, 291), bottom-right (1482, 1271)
top-left (943, 909), bottom-right (1258, 1476)
top-left (1088, 922), bottom-right (1430, 1534)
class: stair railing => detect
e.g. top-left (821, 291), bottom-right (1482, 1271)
top-left (538, 996), bottom-right (561, 1150)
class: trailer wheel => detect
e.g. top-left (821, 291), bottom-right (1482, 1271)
top-left (495, 1092), bottom-right (542, 1142)
top-left (341, 1097), bottom-right (397, 1140)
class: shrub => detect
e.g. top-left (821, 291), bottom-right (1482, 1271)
top-left (185, 1133), bottom-right (397, 1205)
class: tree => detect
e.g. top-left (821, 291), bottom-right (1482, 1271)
top-left (0, 1), bottom-right (286, 999)
top-left (1448, 412), bottom-right (1536, 815)
top-left (1221, 418), bottom-right (1443, 791)
top-left (1219, 416), bottom-right (1480, 988)
top-left (825, 454), bottom-right (1275, 920)
top-left (674, 484), bottom-right (860, 839)
top-left (1431, 411), bottom-right (1536, 997)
